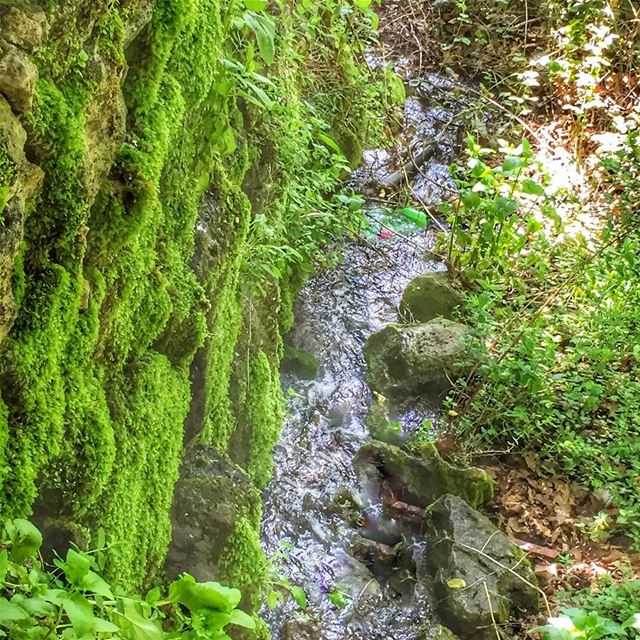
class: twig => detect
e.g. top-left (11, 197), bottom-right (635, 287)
top-left (484, 581), bottom-right (502, 640)
top-left (449, 537), bottom-right (552, 618)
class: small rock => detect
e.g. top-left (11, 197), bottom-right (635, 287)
top-left (421, 495), bottom-right (539, 639)
top-left (419, 625), bottom-right (462, 640)
top-left (281, 344), bottom-right (320, 379)
top-left (364, 318), bottom-right (470, 396)
top-left (400, 272), bottom-right (463, 323)
top-left (365, 396), bottom-right (404, 445)
top-left (356, 440), bottom-right (493, 509)
top-left (283, 617), bottom-right (321, 640)
top-left (351, 536), bottom-right (397, 577)
top-left (0, 40), bottom-right (38, 112)
top-left (0, 5), bottom-right (49, 53)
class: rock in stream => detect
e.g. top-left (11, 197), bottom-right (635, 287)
top-left (364, 318), bottom-right (471, 396)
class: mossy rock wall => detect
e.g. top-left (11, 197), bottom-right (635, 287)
top-left (0, 0), bottom-right (393, 600)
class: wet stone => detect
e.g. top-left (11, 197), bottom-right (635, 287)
top-left (364, 318), bottom-right (471, 396)
top-left (282, 344), bottom-right (320, 379)
top-left (283, 617), bottom-right (322, 640)
top-left (399, 272), bottom-right (463, 324)
top-left (356, 440), bottom-right (494, 509)
top-left (420, 495), bottom-right (539, 639)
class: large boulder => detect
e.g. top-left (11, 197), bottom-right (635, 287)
top-left (364, 318), bottom-right (470, 396)
top-left (400, 272), bottom-right (463, 323)
top-left (356, 441), bottom-right (493, 509)
top-left (421, 495), bottom-right (539, 639)
top-left (167, 446), bottom-right (261, 583)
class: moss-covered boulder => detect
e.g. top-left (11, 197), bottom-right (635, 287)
top-left (0, 96), bottom-right (42, 341)
top-left (399, 272), bottom-right (463, 323)
top-left (364, 318), bottom-right (470, 396)
top-left (420, 495), bottom-right (539, 639)
top-left (167, 446), bottom-right (262, 594)
top-left (281, 344), bottom-right (320, 380)
top-left (355, 440), bottom-right (493, 509)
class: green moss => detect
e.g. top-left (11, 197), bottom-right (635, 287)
top-left (0, 140), bottom-right (16, 215)
top-left (0, 0), bottom-right (393, 601)
top-left (219, 514), bottom-right (267, 608)
top-left (229, 347), bottom-right (283, 489)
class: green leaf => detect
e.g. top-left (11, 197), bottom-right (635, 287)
top-left (502, 156), bottom-right (526, 175)
top-left (0, 597), bottom-right (31, 625)
top-left (59, 549), bottom-right (91, 585)
top-left (79, 570), bottom-right (114, 599)
top-left (446, 578), bottom-right (467, 589)
top-left (461, 191), bottom-right (482, 210)
top-left (327, 588), bottom-right (348, 609)
top-left (317, 133), bottom-right (342, 155)
top-left (114, 598), bottom-right (165, 640)
top-left (145, 587), bottom-right (162, 606)
top-left (521, 179), bottom-right (545, 196)
top-left (289, 586), bottom-right (307, 610)
top-left (8, 520), bottom-right (42, 563)
top-left (10, 594), bottom-right (56, 618)
top-left (168, 575), bottom-right (241, 613)
top-left (354, 0), bottom-right (372, 7)
top-left (242, 12), bottom-right (275, 65)
top-left (228, 609), bottom-right (256, 629)
top-left (266, 589), bottom-right (281, 609)
top-left (547, 59), bottom-right (563, 73)
top-left (0, 551), bottom-right (7, 584)
top-left (61, 594), bottom-right (96, 638)
top-left (244, 0), bottom-right (268, 9)
top-left (493, 197), bottom-right (518, 219)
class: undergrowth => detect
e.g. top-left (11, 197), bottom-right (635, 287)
top-left (427, 0), bottom-right (640, 634)
top-left (0, 518), bottom-right (257, 639)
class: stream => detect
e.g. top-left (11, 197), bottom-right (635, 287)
top-left (261, 74), bottom-right (466, 640)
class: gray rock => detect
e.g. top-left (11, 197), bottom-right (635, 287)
top-left (0, 5), bottom-right (49, 53)
top-left (421, 495), bottom-right (539, 639)
top-left (283, 617), bottom-right (322, 640)
top-left (167, 446), bottom-right (261, 584)
top-left (0, 39), bottom-right (37, 112)
top-left (0, 96), bottom-right (42, 343)
top-left (400, 272), bottom-right (463, 323)
top-left (281, 344), bottom-right (319, 379)
top-left (356, 440), bottom-right (493, 509)
top-left (364, 318), bottom-right (470, 396)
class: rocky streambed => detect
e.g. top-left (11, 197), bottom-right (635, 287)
top-left (260, 78), bottom-right (541, 640)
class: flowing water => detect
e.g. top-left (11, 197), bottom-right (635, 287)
top-left (261, 74), bottom-right (465, 640)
